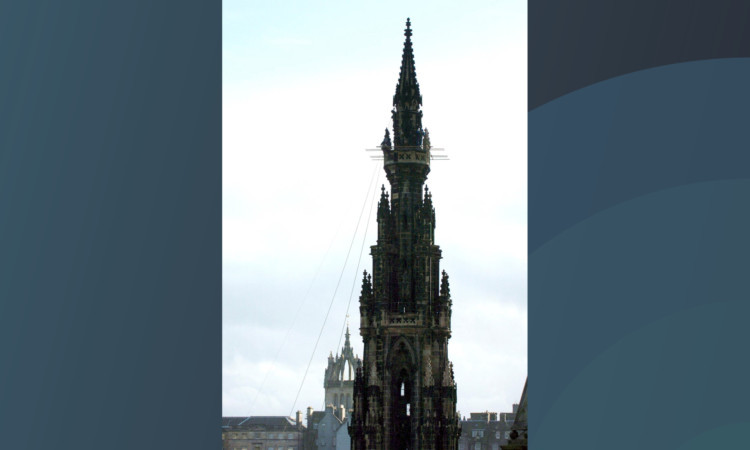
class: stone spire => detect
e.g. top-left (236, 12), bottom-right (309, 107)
top-left (394, 18), bottom-right (421, 108)
top-left (441, 270), bottom-right (451, 298)
top-left (392, 18), bottom-right (424, 148)
top-left (351, 19), bottom-right (460, 449)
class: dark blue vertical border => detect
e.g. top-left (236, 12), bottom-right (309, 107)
top-left (0, 1), bottom-right (220, 449)
top-left (530, 1), bottom-right (750, 448)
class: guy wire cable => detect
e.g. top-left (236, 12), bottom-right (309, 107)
top-left (288, 162), bottom-right (379, 417)
top-left (246, 200), bottom-right (348, 415)
top-left (335, 168), bottom-right (380, 356)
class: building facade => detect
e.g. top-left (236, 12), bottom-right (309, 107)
top-left (305, 405), bottom-right (351, 450)
top-left (349, 18), bottom-right (461, 450)
top-left (222, 415), bottom-right (305, 450)
top-left (457, 409), bottom-right (518, 450)
top-left (500, 380), bottom-right (527, 450)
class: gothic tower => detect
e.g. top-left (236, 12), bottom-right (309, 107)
top-left (324, 325), bottom-right (363, 412)
top-left (350, 19), bottom-right (461, 450)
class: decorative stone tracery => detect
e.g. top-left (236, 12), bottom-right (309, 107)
top-left (350, 18), bottom-right (461, 450)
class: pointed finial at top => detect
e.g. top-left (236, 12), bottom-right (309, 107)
top-left (393, 18), bottom-right (423, 147)
top-left (380, 128), bottom-right (392, 150)
top-left (344, 320), bottom-right (352, 352)
top-left (441, 270), bottom-right (450, 297)
top-left (396, 18), bottom-right (418, 96)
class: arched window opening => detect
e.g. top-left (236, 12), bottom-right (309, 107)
top-left (344, 360), bottom-right (351, 381)
top-left (391, 368), bottom-right (411, 449)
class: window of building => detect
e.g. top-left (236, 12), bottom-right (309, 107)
top-left (474, 443), bottom-right (481, 450)
top-left (344, 360), bottom-right (352, 381)
top-left (268, 433), bottom-right (274, 439)
top-left (504, 431), bottom-right (511, 439)
top-left (472, 430), bottom-right (484, 438)
top-left (288, 433), bottom-right (293, 439)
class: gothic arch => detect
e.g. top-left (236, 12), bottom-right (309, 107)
top-left (388, 337), bottom-right (416, 368)
top-left (388, 337), bottom-right (417, 449)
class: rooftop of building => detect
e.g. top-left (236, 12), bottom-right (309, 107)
top-left (221, 416), bottom-right (304, 430)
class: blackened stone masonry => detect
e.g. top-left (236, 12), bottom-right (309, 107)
top-left (349, 19), bottom-right (461, 450)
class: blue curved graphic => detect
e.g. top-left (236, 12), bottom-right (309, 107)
top-left (530, 58), bottom-right (750, 447)
top-left (530, 58), bottom-right (750, 253)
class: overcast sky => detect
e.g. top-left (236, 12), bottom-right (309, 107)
top-left (223, 0), bottom-right (527, 420)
